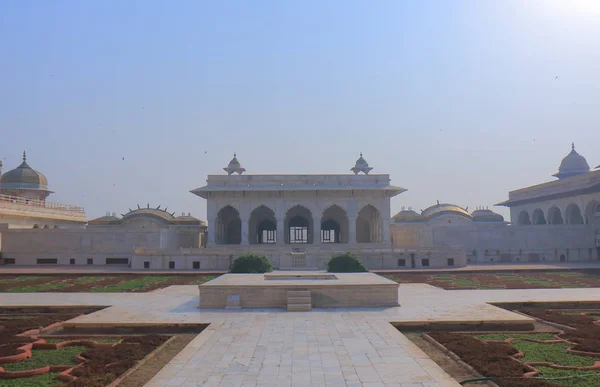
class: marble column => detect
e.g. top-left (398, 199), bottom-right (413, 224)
top-left (241, 219), bottom-right (249, 245)
top-left (382, 217), bottom-right (390, 245)
top-left (313, 216), bottom-right (321, 245)
top-left (207, 218), bottom-right (216, 246)
top-left (348, 216), bottom-right (357, 245)
top-left (276, 201), bottom-right (285, 245)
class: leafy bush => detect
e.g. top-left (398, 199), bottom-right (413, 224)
top-left (230, 254), bottom-right (273, 273)
top-left (327, 253), bottom-right (368, 273)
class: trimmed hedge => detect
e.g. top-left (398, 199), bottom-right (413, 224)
top-left (230, 254), bottom-right (273, 273)
top-left (327, 253), bottom-right (368, 273)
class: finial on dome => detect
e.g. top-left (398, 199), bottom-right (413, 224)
top-left (572, 142), bottom-right (575, 151)
top-left (23, 150), bottom-right (26, 162)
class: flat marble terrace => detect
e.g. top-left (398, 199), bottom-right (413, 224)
top-left (199, 272), bottom-right (400, 308)
top-left (1, 283), bottom-right (600, 386)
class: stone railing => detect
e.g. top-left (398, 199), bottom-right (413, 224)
top-left (0, 193), bottom-right (86, 219)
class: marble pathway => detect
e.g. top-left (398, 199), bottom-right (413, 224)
top-left (1, 284), bottom-right (599, 386)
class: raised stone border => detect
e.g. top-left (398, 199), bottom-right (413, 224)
top-left (198, 272), bottom-right (400, 308)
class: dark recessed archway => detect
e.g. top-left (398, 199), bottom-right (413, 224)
top-left (548, 206), bottom-right (564, 225)
top-left (249, 205), bottom-right (277, 244)
top-left (532, 208), bottom-right (546, 225)
top-left (321, 205), bottom-right (348, 243)
top-left (565, 204), bottom-right (584, 225)
top-left (518, 211), bottom-right (531, 225)
top-left (284, 205), bottom-right (313, 244)
top-left (215, 206), bottom-right (241, 244)
top-left (357, 205), bottom-right (382, 243)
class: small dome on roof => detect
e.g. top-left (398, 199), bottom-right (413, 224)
top-left (122, 206), bottom-right (176, 221)
top-left (89, 215), bottom-right (120, 224)
top-left (553, 143), bottom-right (590, 179)
top-left (471, 208), bottom-right (504, 223)
top-left (422, 203), bottom-right (472, 221)
top-left (0, 151), bottom-right (49, 189)
top-left (224, 153), bottom-right (246, 175)
top-left (392, 210), bottom-right (425, 223)
top-left (351, 153), bottom-right (373, 175)
top-left (175, 214), bottom-right (206, 226)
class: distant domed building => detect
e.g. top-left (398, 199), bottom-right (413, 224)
top-left (471, 208), bottom-right (504, 223)
top-left (0, 152), bottom-right (86, 228)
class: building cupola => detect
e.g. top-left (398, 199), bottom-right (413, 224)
top-left (552, 143), bottom-right (590, 179)
top-left (223, 153), bottom-right (246, 175)
top-left (351, 153), bottom-right (373, 175)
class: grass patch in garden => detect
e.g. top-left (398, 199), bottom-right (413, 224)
top-left (0, 315), bottom-right (36, 320)
top-left (473, 332), bottom-right (557, 341)
top-left (187, 276), bottom-right (217, 285)
top-left (7, 276), bottom-right (103, 293)
top-left (90, 276), bottom-right (172, 292)
top-left (44, 337), bottom-right (122, 344)
top-left (536, 366), bottom-right (600, 387)
top-left (451, 278), bottom-right (477, 287)
top-left (1, 372), bottom-right (61, 387)
top-left (512, 341), bottom-right (598, 366)
top-left (3, 346), bottom-right (87, 371)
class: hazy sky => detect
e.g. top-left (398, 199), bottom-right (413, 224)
top-left (1, 1), bottom-right (599, 220)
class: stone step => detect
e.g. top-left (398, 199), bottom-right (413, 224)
top-left (287, 296), bottom-right (311, 304)
top-left (279, 267), bottom-right (320, 271)
top-left (287, 303), bottom-right (312, 312)
top-left (287, 290), bottom-right (310, 298)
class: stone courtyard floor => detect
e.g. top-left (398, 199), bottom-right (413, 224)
top-left (0, 283), bottom-right (599, 386)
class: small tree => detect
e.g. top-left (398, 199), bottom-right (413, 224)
top-left (327, 253), bottom-right (368, 273)
top-left (230, 254), bottom-right (273, 273)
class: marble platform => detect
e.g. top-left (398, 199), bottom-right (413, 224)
top-left (198, 271), bottom-right (400, 309)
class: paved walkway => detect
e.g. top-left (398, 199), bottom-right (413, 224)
top-left (1, 284), bottom-right (600, 386)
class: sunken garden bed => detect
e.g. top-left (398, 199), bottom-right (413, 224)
top-left (0, 307), bottom-right (194, 386)
top-left (404, 303), bottom-right (600, 387)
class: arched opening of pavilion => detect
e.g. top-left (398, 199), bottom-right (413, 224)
top-left (321, 205), bottom-right (349, 243)
top-left (565, 204), bottom-right (584, 224)
top-left (532, 208), bottom-right (547, 225)
top-left (249, 205), bottom-right (277, 244)
top-left (584, 200), bottom-right (599, 224)
top-left (518, 211), bottom-right (531, 225)
top-left (284, 205), bottom-right (313, 244)
top-left (215, 206), bottom-right (241, 244)
top-left (548, 206), bottom-right (564, 225)
top-left (356, 205), bottom-right (382, 243)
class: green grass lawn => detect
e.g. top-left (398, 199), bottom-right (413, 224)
top-left (1, 372), bottom-right (61, 387)
top-left (7, 276), bottom-right (103, 293)
top-left (44, 337), bottom-right (121, 343)
top-left (474, 332), bottom-right (558, 341)
top-left (90, 276), bottom-right (172, 292)
top-left (3, 346), bottom-right (86, 371)
top-left (512, 341), bottom-right (598, 367)
top-left (535, 366), bottom-right (600, 387)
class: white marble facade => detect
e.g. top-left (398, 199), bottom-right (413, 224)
top-left (194, 175), bottom-right (401, 247)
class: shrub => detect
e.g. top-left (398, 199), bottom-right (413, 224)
top-left (230, 254), bottom-right (272, 273)
top-left (327, 253), bottom-right (368, 273)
